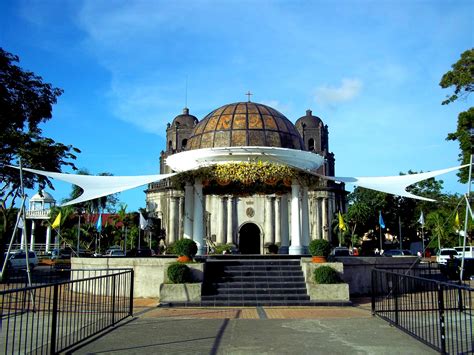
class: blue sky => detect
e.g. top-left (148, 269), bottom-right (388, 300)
top-left (1, 0), bottom-right (473, 211)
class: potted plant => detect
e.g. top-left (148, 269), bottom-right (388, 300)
top-left (308, 239), bottom-right (331, 263)
top-left (174, 238), bottom-right (198, 262)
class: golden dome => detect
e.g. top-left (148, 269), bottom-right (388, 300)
top-left (187, 102), bottom-right (304, 150)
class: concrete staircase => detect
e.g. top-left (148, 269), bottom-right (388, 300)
top-left (163, 258), bottom-right (352, 307)
top-left (200, 259), bottom-right (310, 306)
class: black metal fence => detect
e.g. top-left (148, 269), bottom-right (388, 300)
top-left (1, 269), bottom-right (134, 354)
top-left (372, 269), bottom-right (473, 354)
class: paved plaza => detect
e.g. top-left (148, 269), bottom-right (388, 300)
top-left (67, 299), bottom-right (436, 354)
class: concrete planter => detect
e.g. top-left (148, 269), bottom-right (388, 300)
top-left (307, 283), bottom-right (350, 301)
top-left (72, 257), bottom-right (204, 298)
top-left (301, 260), bottom-right (344, 283)
top-left (159, 283), bottom-right (202, 302)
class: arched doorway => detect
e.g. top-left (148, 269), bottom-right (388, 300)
top-left (239, 223), bottom-right (261, 254)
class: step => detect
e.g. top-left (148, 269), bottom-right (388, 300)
top-left (212, 276), bottom-right (306, 283)
top-left (204, 287), bottom-right (308, 295)
top-left (216, 271), bottom-right (301, 277)
top-left (205, 260), bottom-right (302, 267)
top-left (205, 281), bottom-right (307, 289)
top-left (162, 300), bottom-right (352, 307)
top-left (201, 294), bottom-right (310, 302)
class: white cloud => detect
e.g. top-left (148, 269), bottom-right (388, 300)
top-left (315, 78), bottom-right (363, 105)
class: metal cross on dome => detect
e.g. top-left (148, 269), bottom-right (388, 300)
top-left (245, 91), bottom-right (253, 102)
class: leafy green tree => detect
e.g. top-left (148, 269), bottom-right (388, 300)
top-left (0, 48), bottom-right (80, 258)
top-left (440, 48), bottom-right (473, 183)
top-left (440, 49), bottom-right (474, 105)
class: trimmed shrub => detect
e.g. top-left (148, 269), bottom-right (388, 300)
top-left (174, 239), bottom-right (198, 258)
top-left (308, 239), bottom-right (331, 257)
top-left (313, 266), bottom-right (342, 284)
top-left (214, 244), bottom-right (233, 254)
top-left (167, 262), bottom-right (191, 283)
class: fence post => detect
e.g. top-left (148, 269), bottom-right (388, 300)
top-left (457, 286), bottom-right (463, 312)
top-left (371, 270), bottom-right (376, 315)
top-left (112, 275), bottom-right (116, 325)
top-left (393, 273), bottom-right (399, 326)
top-left (129, 269), bottom-right (134, 317)
top-left (437, 283), bottom-right (446, 354)
top-left (50, 284), bottom-right (59, 355)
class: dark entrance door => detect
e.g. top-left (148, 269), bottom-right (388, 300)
top-left (239, 223), bottom-right (260, 254)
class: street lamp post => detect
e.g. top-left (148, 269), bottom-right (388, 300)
top-left (76, 208), bottom-right (84, 257)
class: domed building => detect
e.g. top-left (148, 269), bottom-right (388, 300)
top-left (146, 101), bottom-right (346, 254)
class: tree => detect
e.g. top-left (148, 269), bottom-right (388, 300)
top-left (440, 49), bottom-right (474, 105)
top-left (0, 48), bottom-right (80, 256)
top-left (440, 48), bottom-right (474, 183)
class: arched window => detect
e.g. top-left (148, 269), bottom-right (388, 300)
top-left (168, 140), bottom-right (173, 151)
top-left (308, 138), bottom-right (315, 151)
top-left (181, 139), bottom-right (188, 150)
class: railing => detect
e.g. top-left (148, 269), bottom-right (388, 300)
top-left (26, 209), bottom-right (52, 219)
top-left (376, 261), bottom-right (447, 281)
top-left (372, 269), bottom-right (473, 354)
top-left (1, 268), bottom-right (134, 354)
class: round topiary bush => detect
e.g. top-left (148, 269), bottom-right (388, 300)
top-left (313, 265), bottom-right (342, 284)
top-left (167, 262), bottom-right (191, 283)
top-left (308, 239), bottom-right (331, 257)
top-left (174, 238), bottom-right (198, 258)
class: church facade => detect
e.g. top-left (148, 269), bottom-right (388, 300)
top-left (145, 101), bottom-right (346, 254)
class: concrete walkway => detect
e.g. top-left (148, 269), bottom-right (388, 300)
top-left (66, 299), bottom-right (436, 354)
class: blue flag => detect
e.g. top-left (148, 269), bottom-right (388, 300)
top-left (96, 213), bottom-right (102, 233)
top-left (379, 211), bottom-right (385, 229)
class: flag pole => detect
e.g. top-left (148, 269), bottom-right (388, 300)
top-left (398, 216), bottom-right (402, 252)
top-left (18, 158), bottom-right (33, 288)
top-left (460, 154), bottom-right (473, 282)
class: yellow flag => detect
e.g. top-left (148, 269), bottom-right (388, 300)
top-left (52, 212), bottom-right (61, 229)
top-left (338, 212), bottom-right (347, 231)
top-left (454, 211), bottom-right (460, 230)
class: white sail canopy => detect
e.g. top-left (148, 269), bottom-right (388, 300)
top-left (16, 166), bottom-right (176, 206)
top-left (12, 146), bottom-right (468, 205)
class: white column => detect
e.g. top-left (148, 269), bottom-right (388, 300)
top-left (226, 196), bottom-right (234, 244)
top-left (275, 196), bottom-right (281, 246)
top-left (169, 196), bottom-right (178, 243)
top-left (279, 194), bottom-right (289, 254)
top-left (178, 196), bottom-right (184, 240)
top-left (193, 180), bottom-right (205, 255)
top-left (290, 180), bottom-right (304, 255)
top-left (217, 196), bottom-right (226, 245)
top-left (328, 195), bottom-right (334, 244)
top-left (46, 226), bottom-right (51, 252)
top-left (30, 220), bottom-right (36, 251)
top-left (264, 196), bottom-right (275, 246)
top-left (301, 187), bottom-right (310, 253)
top-left (314, 197), bottom-right (321, 239)
top-left (322, 197), bottom-right (329, 241)
top-left (183, 183), bottom-right (194, 239)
